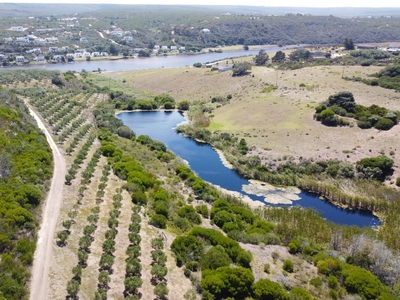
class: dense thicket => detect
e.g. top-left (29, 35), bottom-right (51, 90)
top-left (0, 88), bottom-right (52, 300)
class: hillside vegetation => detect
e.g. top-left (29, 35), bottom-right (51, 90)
top-left (1, 66), bottom-right (400, 299)
top-left (0, 87), bottom-right (53, 299)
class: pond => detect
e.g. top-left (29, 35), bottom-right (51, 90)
top-left (118, 110), bottom-right (380, 227)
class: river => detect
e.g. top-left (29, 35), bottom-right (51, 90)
top-left (1, 46), bottom-right (291, 72)
top-left (118, 110), bottom-right (380, 227)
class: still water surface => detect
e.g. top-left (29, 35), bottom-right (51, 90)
top-left (3, 47), bottom-right (288, 72)
top-left (118, 110), bottom-right (380, 227)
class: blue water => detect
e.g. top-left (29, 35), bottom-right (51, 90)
top-left (118, 110), bottom-right (380, 227)
top-left (1, 46), bottom-right (296, 72)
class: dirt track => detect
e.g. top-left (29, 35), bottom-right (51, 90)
top-left (29, 107), bottom-right (66, 300)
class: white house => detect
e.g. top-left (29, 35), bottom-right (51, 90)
top-left (64, 32), bottom-right (73, 39)
top-left (34, 38), bottom-right (47, 44)
top-left (53, 55), bottom-right (64, 61)
top-left (15, 56), bottom-right (25, 63)
top-left (46, 37), bottom-right (59, 43)
top-left (0, 54), bottom-right (5, 60)
top-left (101, 52), bottom-right (109, 57)
top-left (66, 53), bottom-right (75, 58)
top-left (179, 46), bottom-right (186, 51)
top-left (74, 53), bottom-right (83, 58)
top-left (10, 26), bottom-right (25, 31)
top-left (16, 37), bottom-right (29, 43)
top-left (124, 36), bottom-right (133, 43)
top-left (35, 55), bottom-right (45, 62)
top-left (4, 37), bottom-right (13, 43)
top-left (170, 45), bottom-right (177, 51)
top-left (154, 45), bottom-right (160, 50)
top-left (161, 45), bottom-right (168, 50)
top-left (201, 28), bottom-right (211, 34)
top-left (80, 37), bottom-right (88, 43)
top-left (82, 52), bottom-right (91, 57)
top-left (49, 47), bottom-right (59, 53)
top-left (92, 52), bottom-right (100, 57)
top-left (61, 46), bottom-right (69, 51)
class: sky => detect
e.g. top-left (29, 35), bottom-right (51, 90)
top-left (1, 0), bottom-right (400, 7)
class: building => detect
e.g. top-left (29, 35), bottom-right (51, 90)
top-left (0, 54), bottom-right (6, 60)
top-left (170, 45), bottom-right (177, 51)
top-left (80, 37), bottom-right (88, 43)
top-left (15, 56), bottom-right (25, 63)
top-left (61, 46), bottom-right (70, 51)
top-left (101, 52), bottom-right (109, 57)
top-left (74, 53), bottom-right (82, 58)
top-left (35, 56), bottom-right (45, 62)
top-left (34, 38), bottom-right (47, 44)
top-left (49, 47), bottom-right (59, 53)
top-left (46, 37), bottom-right (59, 43)
top-left (4, 37), bottom-right (13, 43)
top-left (53, 55), bottom-right (64, 62)
top-left (201, 28), bottom-right (211, 34)
top-left (92, 52), bottom-right (100, 57)
top-left (16, 37), bottom-right (29, 43)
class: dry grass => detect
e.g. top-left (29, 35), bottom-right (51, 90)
top-left (99, 64), bottom-right (400, 183)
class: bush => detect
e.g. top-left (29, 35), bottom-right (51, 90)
top-left (310, 277), bottom-right (322, 288)
top-left (283, 259), bottom-right (294, 273)
top-left (150, 214), bottom-right (167, 229)
top-left (200, 247), bottom-right (233, 270)
top-left (253, 278), bottom-right (287, 300)
top-left (374, 118), bottom-right (394, 130)
top-left (342, 264), bottom-right (383, 300)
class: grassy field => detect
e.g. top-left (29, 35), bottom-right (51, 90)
top-left (98, 64), bottom-right (400, 183)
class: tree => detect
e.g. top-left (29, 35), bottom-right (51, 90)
top-left (150, 214), bottom-right (168, 229)
top-left (122, 49), bottom-right (129, 57)
top-left (151, 250), bottom-right (167, 265)
top-left (154, 283), bottom-right (169, 299)
top-left (102, 240), bottom-right (116, 254)
top-left (327, 91), bottom-right (356, 112)
top-left (356, 155), bottom-right (394, 180)
top-left (243, 45), bottom-right (249, 50)
top-left (151, 264), bottom-right (168, 282)
top-left (98, 271), bottom-right (111, 288)
top-left (57, 231), bottom-right (69, 246)
top-left (272, 50), bottom-right (286, 62)
top-left (67, 279), bottom-right (80, 298)
top-left (232, 62), bottom-right (252, 76)
top-left (178, 101), bottom-right (189, 111)
top-left (200, 247), bottom-right (232, 270)
top-left (109, 44), bottom-right (118, 56)
top-left (126, 257), bottom-right (142, 276)
top-left (344, 38), bottom-right (355, 50)
top-left (138, 49), bottom-right (150, 57)
top-left (253, 279), bottom-right (287, 300)
top-left (129, 233), bottom-right (142, 245)
top-left (124, 276), bottom-right (143, 295)
top-left (289, 49), bottom-right (311, 61)
top-left (99, 253), bottom-right (114, 271)
top-left (78, 250), bottom-right (89, 266)
top-left (79, 235), bottom-right (92, 251)
top-left (72, 265), bottom-right (82, 280)
top-left (151, 238), bottom-right (164, 250)
top-left (253, 49), bottom-right (269, 66)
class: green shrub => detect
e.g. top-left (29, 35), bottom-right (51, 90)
top-left (253, 278), bottom-right (287, 300)
top-left (342, 264), bottom-right (383, 300)
top-left (283, 259), bottom-right (294, 273)
top-left (289, 287), bottom-right (313, 300)
top-left (374, 118), bottom-right (394, 130)
top-left (310, 277), bottom-right (322, 288)
top-left (150, 214), bottom-right (167, 229)
top-left (200, 247), bottom-right (233, 270)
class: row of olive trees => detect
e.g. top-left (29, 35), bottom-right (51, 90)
top-left (124, 206), bottom-right (143, 299)
top-left (150, 237), bottom-right (169, 299)
top-left (66, 162), bottom-right (110, 299)
top-left (65, 132), bottom-right (96, 185)
top-left (58, 118), bottom-right (87, 143)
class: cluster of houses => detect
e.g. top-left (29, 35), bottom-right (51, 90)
top-left (153, 45), bottom-right (185, 53)
top-left (4, 35), bottom-right (60, 44)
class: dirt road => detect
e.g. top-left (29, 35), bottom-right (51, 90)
top-left (29, 107), bottom-right (66, 300)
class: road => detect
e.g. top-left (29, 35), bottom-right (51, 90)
top-left (96, 30), bottom-right (120, 45)
top-left (29, 106), bottom-right (66, 300)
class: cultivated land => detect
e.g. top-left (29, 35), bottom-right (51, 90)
top-left (98, 64), bottom-right (400, 182)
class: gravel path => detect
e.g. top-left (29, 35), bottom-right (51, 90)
top-left (29, 107), bottom-right (66, 300)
